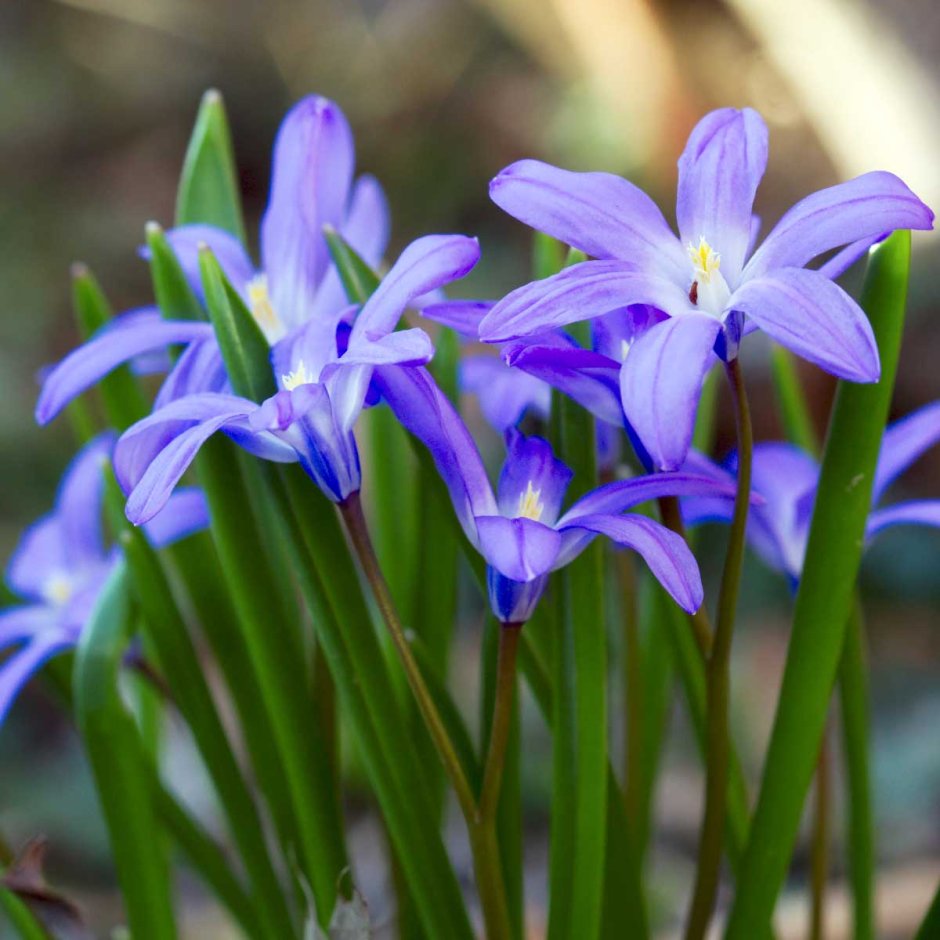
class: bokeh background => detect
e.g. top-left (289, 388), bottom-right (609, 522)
top-left (1, 0), bottom-right (938, 936)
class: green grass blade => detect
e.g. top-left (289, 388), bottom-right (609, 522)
top-left (176, 89), bottom-right (246, 241)
top-left (73, 564), bottom-right (176, 940)
top-left (725, 231), bottom-right (911, 937)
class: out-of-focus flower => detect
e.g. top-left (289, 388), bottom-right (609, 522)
top-left (480, 107), bottom-right (934, 471)
top-left (683, 401), bottom-right (940, 584)
top-left (114, 235), bottom-right (479, 519)
top-left (0, 434), bottom-right (207, 725)
top-left (377, 365), bottom-right (740, 622)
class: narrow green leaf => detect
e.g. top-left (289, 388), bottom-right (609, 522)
top-left (914, 877), bottom-right (940, 940)
top-left (692, 366), bottom-right (720, 455)
top-left (71, 265), bottom-right (149, 431)
top-left (73, 564), bottom-right (176, 940)
top-left (532, 232), bottom-right (566, 280)
top-left (176, 89), bottom-right (246, 241)
top-left (726, 232), bottom-right (911, 937)
top-left (119, 517), bottom-right (295, 939)
top-left (146, 222), bottom-right (205, 321)
top-left (0, 890), bottom-right (50, 940)
top-left (324, 226), bottom-right (382, 301)
top-left (199, 248), bottom-right (275, 401)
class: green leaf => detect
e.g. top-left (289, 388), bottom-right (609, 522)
top-left (176, 89), bottom-right (246, 241)
top-left (915, 877), bottom-right (940, 940)
top-left (199, 247), bottom-right (275, 401)
top-left (146, 222), bottom-right (205, 321)
top-left (770, 346), bottom-right (820, 454)
top-left (324, 226), bottom-right (381, 302)
top-left (71, 265), bottom-right (150, 431)
top-left (725, 232), bottom-right (911, 937)
top-left (73, 564), bottom-right (176, 940)
top-left (532, 232), bottom-right (566, 280)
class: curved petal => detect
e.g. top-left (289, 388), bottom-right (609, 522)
top-left (677, 108), bottom-right (768, 283)
top-left (0, 633), bottom-right (72, 727)
top-left (0, 606), bottom-right (59, 650)
top-left (6, 517), bottom-right (68, 603)
top-left (502, 339), bottom-right (623, 426)
top-left (421, 300), bottom-right (495, 338)
top-left (866, 500), bottom-right (940, 539)
top-left (261, 96), bottom-right (355, 329)
top-left (744, 171), bottom-right (933, 279)
top-left (619, 314), bottom-right (721, 471)
top-left (373, 365), bottom-right (497, 544)
top-left (143, 488), bottom-right (210, 547)
top-left (36, 311), bottom-right (212, 424)
top-left (55, 433), bottom-right (115, 567)
top-left (559, 470), bottom-right (739, 525)
top-left (817, 234), bottom-right (884, 280)
top-left (731, 267), bottom-right (879, 382)
top-left (351, 235), bottom-right (480, 341)
top-left (162, 225), bottom-right (255, 299)
top-left (154, 337), bottom-right (228, 408)
top-left (272, 315), bottom-right (342, 387)
top-left (462, 354), bottom-right (551, 431)
top-left (558, 513), bottom-right (703, 613)
top-left (475, 515), bottom-right (561, 582)
top-left (487, 569), bottom-right (548, 624)
top-left (873, 401), bottom-right (940, 502)
top-left (479, 261), bottom-right (697, 344)
top-left (489, 159), bottom-right (687, 280)
top-left (342, 328), bottom-right (434, 368)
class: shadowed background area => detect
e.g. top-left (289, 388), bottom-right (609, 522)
top-left (1, 0), bottom-right (938, 936)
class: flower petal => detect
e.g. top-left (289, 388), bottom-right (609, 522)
top-left (731, 267), bottom-right (879, 382)
top-left (745, 171), bottom-right (934, 279)
top-left (873, 401), bottom-right (940, 502)
top-left (0, 633), bottom-right (72, 727)
top-left (36, 311), bottom-right (212, 424)
top-left (351, 235), bottom-right (480, 341)
top-left (154, 337), bottom-right (229, 409)
top-left (143, 488), bottom-right (210, 547)
top-left (496, 431), bottom-right (572, 525)
top-left (162, 225), bottom-right (256, 300)
top-left (261, 96), bottom-right (355, 329)
top-left (421, 300), bottom-right (494, 338)
top-left (374, 365), bottom-right (497, 544)
top-left (462, 354), bottom-right (551, 431)
top-left (475, 515), bottom-right (561, 582)
top-left (558, 513), bottom-right (703, 613)
top-left (343, 174), bottom-right (391, 267)
top-left (676, 108), bottom-right (768, 283)
top-left (619, 314), bottom-right (721, 471)
top-left (479, 261), bottom-right (697, 344)
top-left (56, 433), bottom-right (115, 568)
top-left (490, 159), bottom-right (687, 279)
top-left (0, 606), bottom-right (59, 650)
top-left (866, 501), bottom-right (940, 539)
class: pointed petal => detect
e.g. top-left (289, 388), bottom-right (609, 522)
top-left (0, 606), bottom-right (59, 650)
top-left (351, 235), bottom-right (480, 341)
top-left (489, 159), bottom-right (687, 279)
top-left (475, 515), bottom-right (561, 582)
top-left (55, 433), bottom-right (115, 568)
top-left (36, 311), bottom-right (212, 424)
top-left (480, 261), bottom-right (697, 344)
top-left (677, 108), bottom-right (768, 282)
top-left (732, 267), bottom-right (879, 382)
top-left (745, 171), bottom-right (933, 279)
top-left (0, 634), bottom-right (71, 727)
top-left (462, 354), bottom-right (551, 431)
top-left (162, 225), bottom-right (256, 299)
top-left (559, 513), bottom-right (703, 612)
top-left (260, 97), bottom-right (355, 328)
top-left (143, 488), bottom-right (210, 547)
top-left (154, 337), bottom-right (229, 409)
top-left (873, 401), bottom-right (940, 502)
top-left (619, 314), bottom-right (721, 471)
top-left (421, 300), bottom-right (495, 338)
top-left (374, 365), bottom-right (497, 544)
top-left (866, 501), bottom-right (940, 539)
top-left (342, 328), bottom-right (434, 368)
top-left (817, 234), bottom-right (884, 280)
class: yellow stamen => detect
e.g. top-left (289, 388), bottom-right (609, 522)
top-left (43, 574), bottom-right (73, 606)
top-left (247, 274), bottom-right (283, 338)
top-left (516, 481), bottom-right (544, 521)
top-left (687, 236), bottom-right (721, 284)
top-left (282, 360), bottom-right (312, 391)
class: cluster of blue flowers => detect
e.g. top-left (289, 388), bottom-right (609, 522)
top-left (3, 95), bottom-right (937, 724)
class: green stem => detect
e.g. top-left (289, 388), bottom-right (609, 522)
top-left (685, 357), bottom-right (753, 940)
top-left (810, 730), bottom-right (831, 940)
top-left (621, 554), bottom-right (644, 833)
top-left (338, 491), bottom-right (478, 824)
top-left (469, 824), bottom-right (513, 940)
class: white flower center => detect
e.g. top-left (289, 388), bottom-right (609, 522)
top-left (282, 359), bottom-right (312, 391)
top-left (686, 236), bottom-right (732, 317)
top-left (247, 274), bottom-right (287, 343)
top-left (515, 481), bottom-right (544, 522)
top-left (42, 573), bottom-right (73, 606)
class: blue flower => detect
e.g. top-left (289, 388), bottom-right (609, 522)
top-left (0, 434), bottom-right (207, 726)
top-left (683, 401), bottom-right (940, 585)
top-left (479, 108), bottom-right (934, 471)
top-left (376, 365), bottom-right (742, 622)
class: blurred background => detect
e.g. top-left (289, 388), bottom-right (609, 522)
top-left (1, 0), bottom-right (938, 936)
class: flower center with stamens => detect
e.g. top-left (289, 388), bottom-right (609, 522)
top-left (42, 573), bottom-right (73, 607)
top-left (247, 274), bottom-right (286, 343)
top-left (282, 360), bottom-right (312, 391)
top-left (516, 481), bottom-right (544, 521)
top-left (686, 236), bottom-right (732, 317)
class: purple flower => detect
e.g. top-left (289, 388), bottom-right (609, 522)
top-left (0, 434), bottom-right (207, 726)
top-left (113, 235), bottom-right (480, 521)
top-left (683, 401), bottom-right (940, 584)
top-left (479, 107), bottom-right (934, 471)
top-left (376, 365), bottom-right (741, 622)
top-left (36, 95), bottom-right (391, 424)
